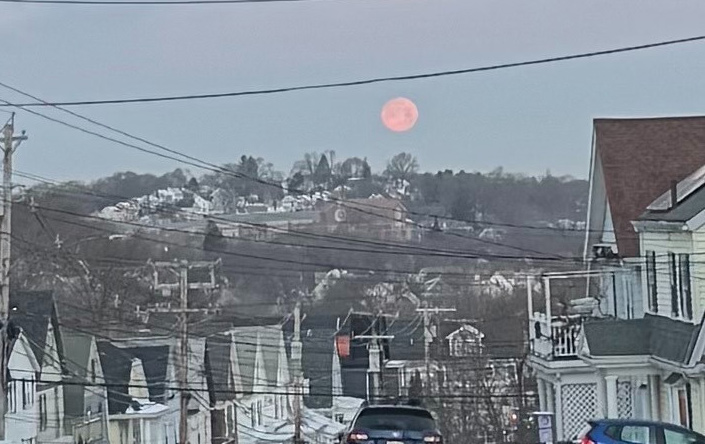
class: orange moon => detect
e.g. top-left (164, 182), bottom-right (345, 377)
top-left (381, 97), bottom-right (418, 132)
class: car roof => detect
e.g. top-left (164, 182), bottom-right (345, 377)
top-left (360, 405), bottom-right (431, 412)
top-left (591, 419), bottom-right (703, 434)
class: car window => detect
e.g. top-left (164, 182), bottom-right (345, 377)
top-left (604, 426), bottom-right (620, 439)
top-left (621, 425), bottom-right (652, 444)
top-left (354, 408), bottom-right (436, 431)
top-left (665, 428), bottom-right (700, 444)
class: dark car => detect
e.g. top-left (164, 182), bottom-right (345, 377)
top-left (580, 419), bottom-right (705, 444)
top-left (341, 405), bottom-right (443, 443)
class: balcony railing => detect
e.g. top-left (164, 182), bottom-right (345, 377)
top-left (529, 313), bottom-right (585, 359)
top-left (72, 415), bottom-right (107, 444)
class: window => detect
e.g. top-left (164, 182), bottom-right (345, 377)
top-left (133, 419), bottom-right (141, 444)
top-left (664, 428), bottom-right (701, 444)
top-left (665, 253), bottom-right (694, 320)
top-left (678, 385), bottom-right (691, 428)
top-left (39, 394), bottom-right (47, 431)
top-left (670, 253), bottom-right (680, 317)
top-left (53, 387), bottom-right (59, 437)
top-left (21, 379), bottom-right (27, 409)
top-left (226, 406), bottom-right (234, 436)
top-left (679, 254), bottom-right (693, 320)
top-left (8, 381), bottom-right (15, 413)
top-left (119, 422), bottom-right (129, 444)
top-left (91, 359), bottom-right (96, 383)
top-left (646, 251), bottom-right (658, 312)
top-left (620, 425), bottom-right (651, 444)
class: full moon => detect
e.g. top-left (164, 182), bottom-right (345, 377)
top-left (381, 97), bottom-right (418, 132)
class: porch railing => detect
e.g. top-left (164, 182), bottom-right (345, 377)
top-left (72, 415), bottom-right (107, 444)
top-left (530, 313), bottom-right (585, 359)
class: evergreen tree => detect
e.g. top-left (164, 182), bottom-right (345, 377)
top-left (313, 154), bottom-right (332, 188)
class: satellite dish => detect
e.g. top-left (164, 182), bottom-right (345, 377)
top-left (334, 208), bottom-right (347, 223)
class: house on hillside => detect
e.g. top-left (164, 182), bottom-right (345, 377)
top-left (205, 325), bottom-right (291, 444)
top-left (97, 336), bottom-right (210, 444)
top-left (528, 117), bottom-right (705, 441)
top-left (9, 291), bottom-right (70, 444)
top-left (61, 329), bottom-right (109, 444)
top-left (4, 329), bottom-right (41, 444)
top-left (205, 334), bottom-right (237, 444)
top-left (317, 197), bottom-right (413, 242)
top-left (214, 211), bottom-right (318, 240)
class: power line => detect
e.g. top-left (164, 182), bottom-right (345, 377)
top-left (0, 83), bottom-right (683, 251)
top-left (0, 82), bottom-right (614, 250)
top-left (0, 0), bottom-right (336, 4)
top-left (2, 34), bottom-right (704, 107)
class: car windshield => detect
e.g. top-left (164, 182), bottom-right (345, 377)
top-left (354, 409), bottom-right (436, 431)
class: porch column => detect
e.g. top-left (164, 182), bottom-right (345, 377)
top-left (555, 381), bottom-right (564, 441)
top-left (143, 418), bottom-right (151, 444)
top-left (538, 378), bottom-right (547, 411)
top-left (649, 375), bottom-right (660, 421)
top-left (605, 375), bottom-right (618, 418)
top-left (596, 374), bottom-right (607, 418)
top-left (546, 381), bottom-right (555, 414)
top-left (699, 378), bottom-right (705, 432)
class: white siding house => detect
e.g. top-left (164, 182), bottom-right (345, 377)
top-left (528, 118), bottom-right (705, 441)
top-left (3, 331), bottom-right (41, 444)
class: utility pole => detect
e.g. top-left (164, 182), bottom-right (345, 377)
top-left (416, 305), bottom-right (455, 394)
top-left (292, 302), bottom-right (303, 444)
top-left (0, 114), bottom-right (26, 439)
top-left (151, 260), bottom-right (219, 444)
top-left (356, 334), bottom-right (394, 403)
top-left (351, 311), bottom-right (395, 404)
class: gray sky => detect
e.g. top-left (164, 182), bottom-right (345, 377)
top-left (2, 0), bottom-right (705, 182)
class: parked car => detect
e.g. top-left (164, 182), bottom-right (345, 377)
top-left (580, 419), bottom-right (705, 444)
top-left (340, 404), bottom-right (443, 443)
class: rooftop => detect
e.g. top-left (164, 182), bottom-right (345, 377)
top-left (593, 116), bottom-right (705, 256)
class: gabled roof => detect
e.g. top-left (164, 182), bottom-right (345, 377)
top-left (61, 328), bottom-right (94, 379)
top-left (231, 325), bottom-right (284, 393)
top-left (582, 314), bottom-right (699, 364)
top-left (96, 341), bottom-right (171, 414)
top-left (9, 291), bottom-right (62, 370)
top-left (205, 334), bottom-right (233, 403)
top-left (61, 328), bottom-right (98, 419)
top-left (592, 117), bottom-right (705, 256)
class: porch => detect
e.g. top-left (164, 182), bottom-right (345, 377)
top-left (527, 268), bottom-right (642, 363)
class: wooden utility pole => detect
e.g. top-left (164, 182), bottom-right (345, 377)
top-left (292, 302), bottom-right (303, 444)
top-left (416, 305), bottom-right (455, 393)
top-left (151, 260), bottom-right (219, 444)
top-left (0, 115), bottom-right (26, 439)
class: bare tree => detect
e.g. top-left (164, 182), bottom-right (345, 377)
top-left (385, 152), bottom-right (419, 182)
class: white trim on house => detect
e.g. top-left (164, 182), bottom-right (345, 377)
top-left (527, 355), bottom-right (593, 374)
top-left (686, 208), bottom-right (705, 232)
top-left (583, 126), bottom-right (598, 262)
top-left (688, 314), bottom-right (705, 368)
top-left (579, 355), bottom-right (652, 369)
top-left (632, 220), bottom-right (688, 233)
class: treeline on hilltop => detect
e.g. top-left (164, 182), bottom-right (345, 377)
top-left (21, 151), bottom-right (588, 227)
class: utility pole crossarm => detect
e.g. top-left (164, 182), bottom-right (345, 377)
top-left (149, 259), bottom-right (219, 444)
top-left (416, 305), bottom-right (456, 395)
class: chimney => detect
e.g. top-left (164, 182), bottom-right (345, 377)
top-left (670, 180), bottom-right (678, 209)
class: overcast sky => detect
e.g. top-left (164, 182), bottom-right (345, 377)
top-left (2, 0), bottom-right (705, 183)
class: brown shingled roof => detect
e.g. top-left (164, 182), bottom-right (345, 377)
top-left (595, 116), bottom-right (705, 257)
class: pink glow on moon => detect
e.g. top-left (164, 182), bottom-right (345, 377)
top-left (381, 97), bottom-right (418, 132)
